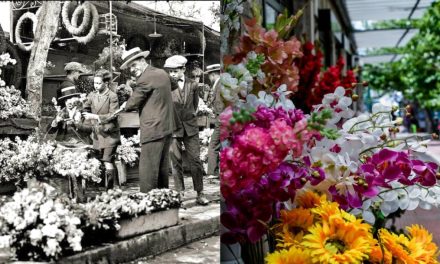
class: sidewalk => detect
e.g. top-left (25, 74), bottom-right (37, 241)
top-left (391, 135), bottom-right (440, 247)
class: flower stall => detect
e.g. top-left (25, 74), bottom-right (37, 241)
top-left (220, 2), bottom-right (440, 263)
top-left (0, 183), bottom-right (181, 262)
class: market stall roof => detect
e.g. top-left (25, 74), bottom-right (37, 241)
top-left (345, 0), bottom-right (435, 65)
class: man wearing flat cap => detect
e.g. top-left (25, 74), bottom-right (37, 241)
top-left (58, 62), bottom-right (86, 105)
top-left (205, 64), bottom-right (223, 179)
top-left (164, 55), bottom-right (209, 206)
top-left (118, 47), bottom-right (175, 193)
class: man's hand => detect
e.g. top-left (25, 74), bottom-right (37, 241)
top-left (83, 112), bottom-right (100, 121)
top-left (119, 102), bottom-right (127, 111)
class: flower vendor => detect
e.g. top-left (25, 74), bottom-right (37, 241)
top-left (82, 69), bottom-right (121, 189)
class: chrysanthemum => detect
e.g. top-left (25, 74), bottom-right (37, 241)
top-left (275, 208), bottom-right (314, 248)
top-left (295, 190), bottom-right (327, 209)
top-left (265, 246), bottom-right (312, 264)
top-left (301, 216), bottom-right (374, 264)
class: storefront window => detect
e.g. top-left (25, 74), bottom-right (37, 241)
top-left (264, 3), bottom-right (278, 30)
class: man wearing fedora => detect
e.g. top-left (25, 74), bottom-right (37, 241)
top-left (58, 62), bottom-right (86, 100)
top-left (118, 47), bottom-right (175, 193)
top-left (205, 64), bottom-right (223, 179)
top-left (164, 55), bottom-right (209, 206)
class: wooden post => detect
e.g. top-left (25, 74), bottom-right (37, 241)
top-left (26, 2), bottom-right (61, 120)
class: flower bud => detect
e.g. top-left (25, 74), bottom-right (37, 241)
top-left (405, 112), bottom-right (412, 117)
top-left (394, 127), bottom-right (399, 133)
top-left (351, 82), bottom-right (357, 88)
top-left (405, 105), bottom-right (411, 111)
top-left (395, 117), bottom-right (403, 125)
top-left (432, 133), bottom-right (439, 140)
top-left (391, 105), bottom-right (399, 112)
top-left (380, 134), bottom-right (387, 140)
top-left (300, 178), bottom-right (307, 184)
top-left (352, 94), bottom-right (359, 101)
top-left (436, 172), bottom-right (440, 180)
top-left (362, 81), bottom-right (369, 87)
top-left (311, 171), bottom-right (321, 178)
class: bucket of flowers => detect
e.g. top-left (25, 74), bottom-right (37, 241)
top-left (220, 3), bottom-right (440, 263)
top-left (115, 131), bottom-right (141, 184)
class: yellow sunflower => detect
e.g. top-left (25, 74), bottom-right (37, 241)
top-left (265, 246), bottom-right (312, 264)
top-left (295, 190), bottom-right (327, 209)
top-left (379, 225), bottom-right (440, 264)
top-left (378, 228), bottom-right (415, 264)
top-left (369, 242), bottom-right (393, 264)
top-left (301, 216), bottom-right (374, 264)
top-left (275, 208), bottom-right (314, 248)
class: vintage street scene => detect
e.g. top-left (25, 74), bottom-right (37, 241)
top-left (0, 1), bottom-right (220, 263)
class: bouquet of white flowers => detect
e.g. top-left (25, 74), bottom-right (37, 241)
top-left (0, 183), bottom-right (83, 261)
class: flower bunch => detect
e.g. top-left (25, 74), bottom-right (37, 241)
top-left (0, 53), bottom-right (17, 67)
top-left (45, 61), bottom-right (56, 70)
top-left (0, 136), bottom-right (56, 183)
top-left (51, 148), bottom-right (102, 183)
top-left (220, 104), bottom-right (315, 189)
top-left (116, 132), bottom-right (141, 167)
top-left (0, 183), bottom-right (83, 261)
top-left (306, 56), bottom-right (356, 108)
top-left (0, 85), bottom-right (33, 119)
top-left (79, 188), bottom-right (181, 231)
top-left (222, 16), bottom-right (303, 97)
top-left (197, 99), bottom-right (214, 117)
top-left (199, 128), bottom-right (214, 172)
top-left (221, 51), bottom-right (265, 102)
top-left (265, 191), bottom-right (439, 264)
top-left (116, 84), bottom-right (132, 105)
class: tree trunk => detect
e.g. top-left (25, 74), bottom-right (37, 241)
top-left (26, 2), bottom-right (61, 120)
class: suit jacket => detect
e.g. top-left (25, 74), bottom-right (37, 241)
top-left (125, 66), bottom-right (174, 144)
top-left (171, 78), bottom-right (199, 137)
top-left (83, 89), bottom-right (121, 149)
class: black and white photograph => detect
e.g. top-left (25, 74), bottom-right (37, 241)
top-left (0, 1), bottom-right (220, 263)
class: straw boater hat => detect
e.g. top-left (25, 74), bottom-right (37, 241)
top-left (163, 55), bottom-right (187, 69)
top-left (120, 47), bottom-right (150, 70)
top-left (204, 64), bottom-right (221, 74)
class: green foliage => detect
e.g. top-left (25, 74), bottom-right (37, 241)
top-left (365, 19), bottom-right (418, 30)
top-left (308, 109), bottom-right (340, 140)
top-left (274, 8), bottom-right (304, 40)
top-left (245, 54), bottom-right (265, 75)
top-left (362, 1), bottom-right (440, 109)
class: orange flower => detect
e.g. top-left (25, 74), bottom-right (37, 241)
top-left (295, 190), bottom-right (327, 209)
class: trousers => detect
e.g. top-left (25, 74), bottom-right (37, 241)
top-left (170, 133), bottom-right (204, 192)
top-left (139, 135), bottom-right (172, 193)
top-left (207, 123), bottom-right (220, 175)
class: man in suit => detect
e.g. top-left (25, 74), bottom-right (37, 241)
top-left (118, 47), bottom-right (174, 193)
top-left (205, 64), bottom-right (223, 179)
top-left (164, 55), bottom-right (209, 206)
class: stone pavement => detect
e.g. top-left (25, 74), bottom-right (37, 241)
top-left (391, 134), bottom-right (440, 247)
top-left (124, 235), bottom-right (220, 264)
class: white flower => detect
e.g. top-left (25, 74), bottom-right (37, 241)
top-left (43, 238), bottom-right (60, 257)
top-left (29, 228), bottom-right (43, 245)
top-left (41, 224), bottom-right (58, 238)
top-left (39, 200), bottom-right (54, 219)
top-left (316, 87), bottom-right (354, 124)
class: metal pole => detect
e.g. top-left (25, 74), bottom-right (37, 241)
top-left (109, 1), bottom-right (113, 81)
top-left (202, 22), bottom-right (205, 85)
